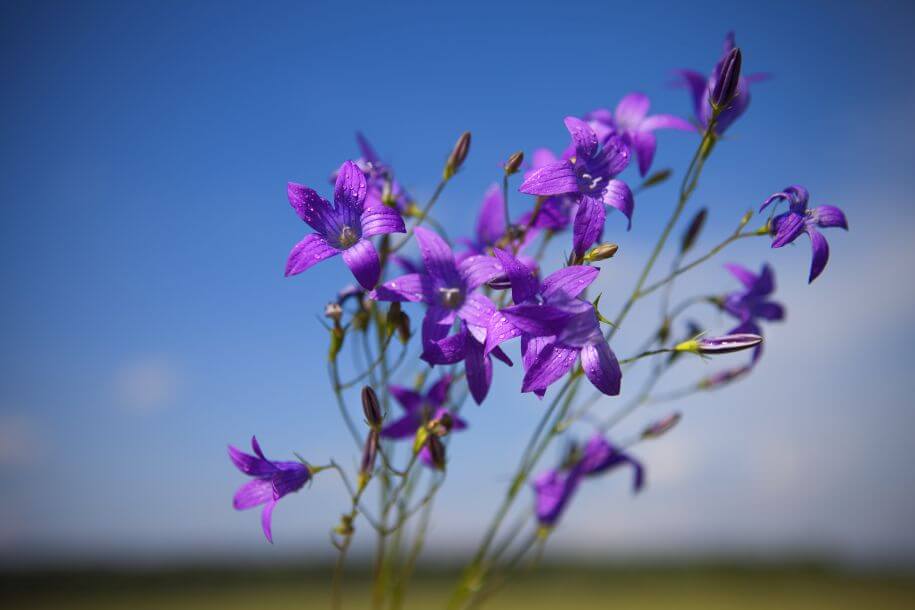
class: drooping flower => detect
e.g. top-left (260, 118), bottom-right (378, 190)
top-left (485, 249), bottom-right (621, 397)
top-left (675, 32), bottom-right (768, 135)
top-left (759, 185), bottom-right (848, 283)
top-left (228, 436), bottom-right (311, 543)
top-left (585, 93), bottom-right (694, 176)
top-left (520, 117), bottom-right (634, 257)
top-left (722, 263), bottom-right (784, 361)
top-left (286, 160), bottom-right (406, 289)
top-left (370, 227), bottom-right (511, 403)
top-left (534, 435), bottom-right (643, 527)
top-left (381, 375), bottom-right (467, 468)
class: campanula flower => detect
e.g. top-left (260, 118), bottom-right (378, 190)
top-left (286, 160), bottom-right (406, 289)
top-left (371, 227), bottom-right (511, 403)
top-left (228, 436), bottom-right (311, 543)
top-left (381, 375), bottom-right (467, 468)
top-left (585, 93), bottom-right (694, 176)
top-left (722, 263), bottom-right (784, 361)
top-left (759, 185), bottom-right (848, 283)
top-left (485, 249), bottom-right (621, 397)
top-left (520, 117), bottom-right (634, 257)
top-left (352, 132), bottom-right (413, 212)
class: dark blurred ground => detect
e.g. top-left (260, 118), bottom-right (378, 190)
top-left (3, 563), bottom-right (914, 609)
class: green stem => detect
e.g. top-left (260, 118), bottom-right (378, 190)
top-left (389, 178), bottom-right (449, 254)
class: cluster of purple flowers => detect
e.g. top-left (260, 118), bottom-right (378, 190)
top-left (227, 32), bottom-right (848, 585)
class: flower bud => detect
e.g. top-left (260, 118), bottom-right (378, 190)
top-left (396, 311), bottom-right (411, 344)
top-left (680, 208), bottom-right (707, 254)
top-left (504, 151), bottom-right (524, 175)
top-left (675, 333), bottom-right (762, 355)
top-left (358, 430), bottom-right (379, 489)
top-left (642, 412), bottom-right (682, 440)
top-left (584, 243), bottom-right (619, 262)
top-left (640, 168), bottom-right (672, 189)
top-left (427, 412), bottom-right (454, 437)
top-left (361, 386), bottom-right (383, 428)
top-left (710, 47), bottom-right (742, 111)
top-left (443, 131), bottom-right (472, 180)
top-left (698, 366), bottom-right (750, 390)
top-left (328, 326), bottom-right (345, 362)
top-left (426, 435), bottom-right (446, 471)
top-left (324, 302), bottom-right (343, 324)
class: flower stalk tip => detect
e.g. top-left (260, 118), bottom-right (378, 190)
top-left (444, 131), bottom-right (472, 180)
top-left (504, 151), bottom-right (524, 175)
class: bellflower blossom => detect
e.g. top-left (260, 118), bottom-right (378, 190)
top-left (286, 160), bottom-right (406, 289)
top-left (534, 435), bottom-right (644, 527)
top-left (759, 185), bottom-right (848, 283)
top-left (456, 184), bottom-right (538, 264)
top-left (352, 132), bottom-right (413, 212)
top-left (585, 93), bottom-right (694, 176)
top-left (722, 263), bottom-right (784, 361)
top-left (371, 227), bottom-right (511, 404)
top-left (485, 248), bottom-right (621, 397)
top-left (520, 117), bottom-right (634, 257)
top-left (381, 375), bottom-right (467, 468)
top-left (228, 436), bottom-right (311, 543)
top-left (675, 32), bottom-right (767, 135)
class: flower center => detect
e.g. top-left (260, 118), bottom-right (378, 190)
top-left (438, 287), bottom-right (463, 309)
top-left (339, 225), bottom-right (359, 248)
top-left (577, 170), bottom-right (604, 194)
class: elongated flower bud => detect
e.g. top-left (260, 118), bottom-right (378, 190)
top-left (710, 48), bottom-right (742, 111)
top-left (361, 386), bottom-right (383, 428)
top-left (680, 208), bottom-right (707, 254)
top-left (584, 243), bottom-right (619, 262)
top-left (675, 333), bottom-right (762, 355)
top-left (426, 435), bottom-right (446, 471)
top-left (504, 151), bottom-right (524, 175)
top-left (698, 365), bottom-right (750, 389)
top-left (641, 168), bottom-right (672, 189)
top-left (358, 430), bottom-right (379, 489)
top-left (443, 131), bottom-right (471, 180)
top-left (642, 412), bottom-right (682, 440)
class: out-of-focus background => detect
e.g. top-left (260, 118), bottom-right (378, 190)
top-left (2, 0), bottom-right (914, 607)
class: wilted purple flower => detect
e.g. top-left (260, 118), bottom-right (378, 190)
top-left (586, 93), bottom-right (694, 176)
top-left (371, 227), bottom-right (511, 403)
top-left (675, 32), bottom-right (767, 134)
top-left (485, 249), bottom-right (621, 397)
top-left (760, 186), bottom-right (848, 283)
top-left (534, 435), bottom-right (643, 527)
top-left (228, 436), bottom-right (311, 543)
top-left (520, 117), bottom-right (634, 256)
top-left (381, 375), bottom-right (467, 467)
top-left (722, 263), bottom-right (784, 361)
top-left (286, 160), bottom-right (406, 289)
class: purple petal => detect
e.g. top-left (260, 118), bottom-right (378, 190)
top-left (521, 343), bottom-right (579, 393)
top-left (381, 413), bottom-right (421, 439)
top-left (572, 196), bottom-right (606, 257)
top-left (490, 345), bottom-right (513, 367)
top-left (631, 130), bottom-right (657, 177)
top-left (541, 266), bottom-right (599, 300)
top-left (233, 479), bottom-right (274, 510)
top-left (370, 273), bottom-right (428, 303)
top-left (287, 183), bottom-right (334, 233)
top-left (493, 248), bottom-right (539, 304)
top-left (580, 341), bottom-right (622, 396)
top-left (770, 213), bottom-right (805, 248)
top-left (614, 93), bottom-right (650, 128)
top-left (342, 239), bottom-right (381, 289)
top-left (602, 135), bottom-right (633, 176)
top-left (564, 116), bottom-right (598, 158)
top-left (753, 301), bottom-right (785, 321)
top-left (261, 500), bottom-right (277, 543)
top-left (228, 444), bottom-right (275, 477)
top-left (723, 263), bottom-right (758, 290)
top-left (640, 114), bottom-right (695, 132)
top-left (388, 385), bottom-right (423, 413)
top-left (464, 335), bottom-right (493, 404)
top-left (458, 292), bottom-right (498, 331)
top-left (476, 184), bottom-right (507, 246)
top-left (673, 69), bottom-right (709, 119)
top-left (426, 375), bottom-right (452, 407)
top-left (414, 227), bottom-right (459, 284)
top-left (484, 311), bottom-right (522, 356)
top-left (519, 160), bottom-right (578, 197)
top-left (555, 303), bottom-right (602, 347)
top-left (333, 160), bottom-right (367, 214)
top-left (603, 180), bottom-right (634, 230)
top-left (421, 318), bottom-right (467, 365)
top-left (458, 254), bottom-right (503, 290)
top-left (534, 469), bottom-right (580, 526)
top-left (812, 205), bottom-right (848, 230)
top-left (502, 303), bottom-right (578, 338)
top-left (808, 228), bottom-right (830, 283)
top-left (272, 465), bottom-right (310, 499)
top-left (356, 132), bottom-right (381, 165)
top-left (285, 233), bottom-right (339, 277)
top-left (361, 206), bottom-right (406, 238)
top-left (530, 148), bottom-right (559, 170)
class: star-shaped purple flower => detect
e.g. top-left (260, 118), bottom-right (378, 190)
top-left (760, 185), bottom-right (848, 283)
top-left (349, 132), bottom-right (413, 213)
top-left (228, 436), bottom-right (311, 543)
top-left (381, 375), bottom-right (468, 468)
top-left (520, 117), bottom-right (634, 257)
top-left (722, 262), bottom-right (784, 361)
top-left (371, 227), bottom-right (511, 404)
top-left (585, 93), bottom-right (694, 176)
top-left (485, 249), bottom-right (621, 397)
top-left (286, 160), bottom-right (406, 289)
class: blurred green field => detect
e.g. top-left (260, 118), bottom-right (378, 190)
top-left (4, 564), bottom-right (914, 609)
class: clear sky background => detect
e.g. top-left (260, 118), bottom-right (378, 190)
top-left (2, 0), bottom-right (914, 567)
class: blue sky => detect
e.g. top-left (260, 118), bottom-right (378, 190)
top-left (2, 0), bottom-right (914, 566)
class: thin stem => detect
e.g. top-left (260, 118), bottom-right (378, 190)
top-left (389, 179), bottom-right (449, 254)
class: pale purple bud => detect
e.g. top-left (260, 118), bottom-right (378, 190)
top-left (642, 412), bottom-right (682, 440)
top-left (361, 386), bottom-right (383, 427)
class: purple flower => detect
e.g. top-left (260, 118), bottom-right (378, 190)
top-left (520, 117), bottom-right (634, 257)
top-left (352, 132), bottom-right (413, 212)
top-left (534, 435), bottom-right (643, 527)
top-left (760, 185), bottom-right (848, 283)
top-left (485, 249), bottom-right (621, 397)
top-left (286, 160), bottom-right (406, 289)
top-left (722, 263), bottom-right (784, 361)
top-left (381, 375), bottom-right (467, 468)
top-left (370, 227), bottom-right (511, 404)
top-left (228, 436), bottom-right (311, 543)
top-left (586, 93), bottom-right (694, 176)
top-left (675, 32), bottom-right (768, 135)
top-left (456, 184), bottom-right (539, 263)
